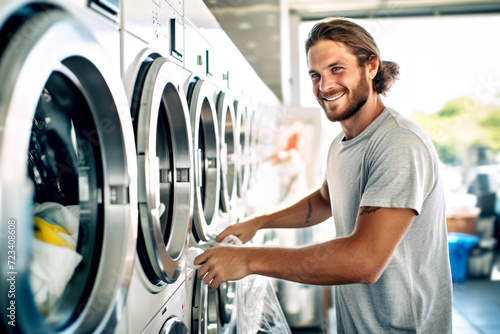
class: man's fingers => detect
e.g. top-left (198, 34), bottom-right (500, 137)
top-left (203, 268), bottom-right (216, 286)
top-left (216, 226), bottom-right (235, 242)
top-left (192, 245), bottom-right (243, 289)
top-left (196, 263), bottom-right (208, 278)
top-left (193, 250), bottom-right (209, 266)
top-left (209, 276), bottom-right (221, 289)
top-left (215, 230), bottom-right (229, 243)
top-left (195, 252), bottom-right (211, 278)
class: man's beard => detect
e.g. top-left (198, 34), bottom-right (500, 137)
top-left (321, 72), bottom-right (370, 123)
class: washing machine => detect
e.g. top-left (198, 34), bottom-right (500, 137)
top-left (117, 0), bottom-right (193, 332)
top-left (216, 89), bottom-right (238, 217)
top-left (186, 267), bottom-right (237, 334)
top-left (0, 1), bottom-right (137, 333)
top-left (234, 100), bottom-right (251, 208)
top-left (183, 16), bottom-right (240, 334)
top-left (185, 263), bottom-right (237, 334)
top-left (183, 17), bottom-right (222, 243)
top-left (247, 107), bottom-right (260, 190)
top-left (142, 280), bottom-right (189, 334)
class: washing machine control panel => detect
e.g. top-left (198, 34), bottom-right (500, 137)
top-left (170, 17), bottom-right (184, 61)
top-left (184, 19), bottom-right (226, 87)
top-left (122, 0), bottom-right (183, 63)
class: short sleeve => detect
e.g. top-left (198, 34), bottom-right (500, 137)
top-left (359, 127), bottom-right (434, 215)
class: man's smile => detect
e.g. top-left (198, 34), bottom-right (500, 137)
top-left (323, 92), bottom-right (345, 102)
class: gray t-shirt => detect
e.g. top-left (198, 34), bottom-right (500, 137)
top-left (325, 108), bottom-right (452, 333)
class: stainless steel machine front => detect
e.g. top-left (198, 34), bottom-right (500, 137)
top-left (186, 76), bottom-right (221, 242)
top-left (216, 91), bottom-right (238, 213)
top-left (0, 2), bottom-right (137, 333)
top-left (130, 52), bottom-right (193, 285)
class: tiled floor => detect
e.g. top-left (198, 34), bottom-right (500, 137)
top-left (453, 279), bottom-right (500, 334)
top-left (453, 251), bottom-right (500, 334)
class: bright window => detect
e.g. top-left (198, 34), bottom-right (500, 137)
top-left (298, 14), bottom-right (500, 115)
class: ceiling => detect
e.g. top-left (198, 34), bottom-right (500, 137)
top-left (203, 0), bottom-right (500, 103)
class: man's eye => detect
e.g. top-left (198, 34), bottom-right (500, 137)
top-left (310, 73), bottom-right (319, 79)
top-left (332, 67), bottom-right (341, 72)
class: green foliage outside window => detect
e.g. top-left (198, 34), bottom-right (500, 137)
top-left (410, 97), bottom-right (500, 165)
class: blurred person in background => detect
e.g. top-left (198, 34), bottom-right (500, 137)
top-left (271, 120), bottom-right (308, 202)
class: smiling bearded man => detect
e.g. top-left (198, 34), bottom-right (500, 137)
top-left (194, 17), bottom-right (453, 334)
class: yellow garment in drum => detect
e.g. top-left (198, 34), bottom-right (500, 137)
top-left (34, 216), bottom-right (73, 250)
top-left (30, 203), bottom-right (82, 314)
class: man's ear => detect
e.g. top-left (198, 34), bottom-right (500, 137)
top-left (366, 55), bottom-right (379, 80)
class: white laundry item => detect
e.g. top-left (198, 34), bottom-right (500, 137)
top-left (219, 234), bottom-right (243, 246)
top-left (29, 238), bottom-right (83, 315)
top-left (34, 202), bottom-right (80, 250)
top-left (186, 247), bottom-right (204, 270)
top-left (186, 235), bottom-right (243, 270)
top-left (186, 234), bottom-right (289, 334)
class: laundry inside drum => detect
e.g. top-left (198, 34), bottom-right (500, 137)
top-left (28, 71), bottom-right (103, 326)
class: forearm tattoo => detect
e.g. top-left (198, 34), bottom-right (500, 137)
top-left (359, 206), bottom-right (381, 216)
top-left (305, 198), bottom-right (312, 224)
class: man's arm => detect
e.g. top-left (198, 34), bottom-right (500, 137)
top-left (196, 206), bottom-right (415, 288)
top-left (215, 181), bottom-right (332, 243)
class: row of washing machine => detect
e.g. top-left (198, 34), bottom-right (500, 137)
top-left (0, 0), bottom-right (280, 333)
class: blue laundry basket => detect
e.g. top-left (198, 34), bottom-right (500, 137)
top-left (447, 233), bottom-right (479, 282)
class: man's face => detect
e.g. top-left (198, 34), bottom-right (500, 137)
top-left (307, 39), bottom-right (372, 122)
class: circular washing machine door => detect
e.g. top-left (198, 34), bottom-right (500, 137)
top-left (130, 53), bottom-right (193, 285)
top-left (0, 5), bottom-right (137, 334)
top-left (235, 101), bottom-right (251, 198)
top-left (216, 91), bottom-right (237, 213)
top-left (247, 108), bottom-right (260, 188)
top-left (218, 281), bottom-right (237, 329)
top-left (185, 78), bottom-right (220, 242)
top-left (191, 275), bottom-right (220, 334)
top-left (159, 317), bottom-right (189, 334)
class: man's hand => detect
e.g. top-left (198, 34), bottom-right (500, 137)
top-left (215, 217), bottom-right (264, 243)
top-left (194, 246), bottom-right (251, 289)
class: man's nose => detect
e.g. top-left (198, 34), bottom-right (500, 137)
top-left (319, 75), bottom-right (335, 93)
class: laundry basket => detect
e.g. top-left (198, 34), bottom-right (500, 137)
top-left (448, 233), bottom-right (479, 282)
